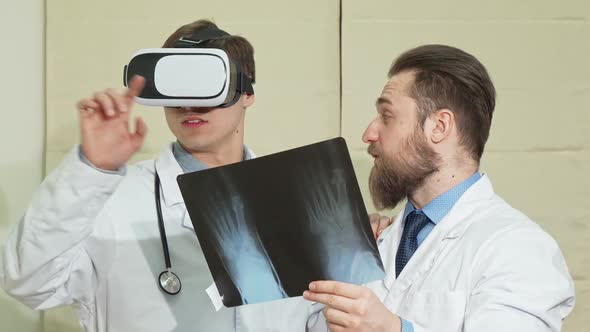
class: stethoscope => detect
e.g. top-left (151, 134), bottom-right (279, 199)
top-left (154, 170), bottom-right (182, 295)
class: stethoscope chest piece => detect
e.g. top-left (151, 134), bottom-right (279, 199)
top-left (159, 270), bottom-right (182, 295)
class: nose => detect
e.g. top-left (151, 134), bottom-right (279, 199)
top-left (178, 106), bottom-right (212, 113)
top-left (362, 118), bottom-right (379, 144)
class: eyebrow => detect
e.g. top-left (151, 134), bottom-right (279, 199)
top-left (375, 97), bottom-right (392, 107)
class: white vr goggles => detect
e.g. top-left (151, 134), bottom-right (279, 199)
top-left (123, 28), bottom-right (254, 108)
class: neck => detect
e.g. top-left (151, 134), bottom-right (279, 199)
top-left (408, 159), bottom-right (479, 209)
top-left (187, 124), bottom-right (245, 168)
top-left (191, 145), bottom-right (244, 168)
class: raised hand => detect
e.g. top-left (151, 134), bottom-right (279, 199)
top-left (76, 75), bottom-right (147, 171)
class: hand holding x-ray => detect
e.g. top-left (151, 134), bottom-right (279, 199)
top-left (369, 213), bottom-right (394, 239)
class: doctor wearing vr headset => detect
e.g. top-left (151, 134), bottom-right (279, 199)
top-left (0, 19), bottom-right (327, 331)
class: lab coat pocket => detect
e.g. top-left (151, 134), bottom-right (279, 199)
top-left (404, 290), bottom-right (466, 332)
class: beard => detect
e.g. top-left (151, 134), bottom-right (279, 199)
top-left (368, 129), bottom-right (441, 211)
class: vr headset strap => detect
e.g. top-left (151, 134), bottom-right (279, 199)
top-left (174, 28), bottom-right (231, 47)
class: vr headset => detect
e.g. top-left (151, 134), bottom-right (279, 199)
top-left (123, 27), bottom-right (254, 108)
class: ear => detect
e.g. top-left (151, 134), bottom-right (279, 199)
top-left (428, 108), bottom-right (454, 144)
top-left (242, 93), bottom-right (255, 109)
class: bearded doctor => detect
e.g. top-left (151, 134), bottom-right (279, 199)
top-left (304, 44), bottom-right (575, 332)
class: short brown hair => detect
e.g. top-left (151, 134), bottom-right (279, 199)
top-left (163, 19), bottom-right (256, 83)
top-left (389, 44), bottom-right (496, 161)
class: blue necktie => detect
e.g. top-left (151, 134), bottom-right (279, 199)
top-left (395, 211), bottom-right (431, 277)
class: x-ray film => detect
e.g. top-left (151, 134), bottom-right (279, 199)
top-left (177, 137), bottom-right (385, 307)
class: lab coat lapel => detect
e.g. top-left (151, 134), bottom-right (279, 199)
top-left (381, 176), bottom-right (496, 304)
top-left (152, 144), bottom-right (197, 234)
top-left (377, 211), bottom-right (404, 285)
top-left (154, 144), bottom-right (186, 208)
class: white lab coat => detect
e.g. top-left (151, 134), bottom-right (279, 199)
top-left (1, 144), bottom-right (312, 332)
top-left (307, 175), bottom-right (575, 332)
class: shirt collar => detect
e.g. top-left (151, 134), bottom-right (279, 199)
top-left (403, 172), bottom-right (482, 224)
top-left (172, 141), bottom-right (252, 173)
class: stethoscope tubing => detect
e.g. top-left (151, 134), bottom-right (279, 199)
top-left (154, 170), bottom-right (181, 295)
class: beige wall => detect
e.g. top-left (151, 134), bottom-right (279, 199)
top-left (0, 0), bottom-right (45, 331)
top-left (0, 0), bottom-right (587, 331)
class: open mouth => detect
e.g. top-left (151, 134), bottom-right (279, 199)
top-left (182, 117), bottom-right (208, 128)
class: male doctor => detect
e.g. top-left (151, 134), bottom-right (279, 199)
top-left (304, 44), bottom-right (576, 331)
top-left (0, 19), bottom-right (317, 331)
